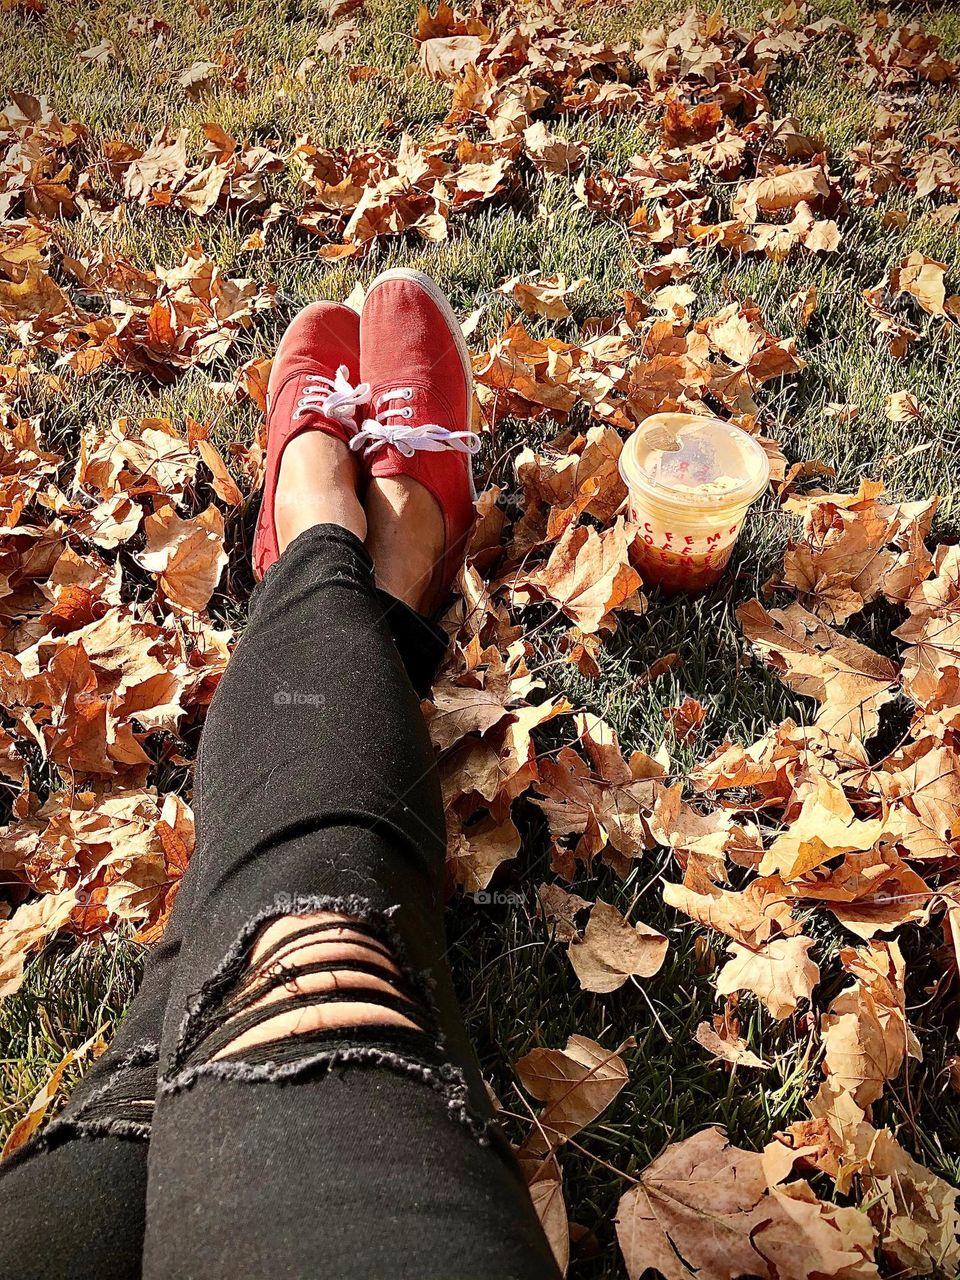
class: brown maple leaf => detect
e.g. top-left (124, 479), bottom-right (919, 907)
top-left (615, 1126), bottom-right (876, 1280)
top-left (567, 898), bottom-right (668, 993)
top-left (737, 600), bottom-right (899, 740)
top-left (510, 518), bottom-right (642, 634)
top-left (516, 1033), bottom-right (633, 1154)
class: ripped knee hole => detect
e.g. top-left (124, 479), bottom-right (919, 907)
top-left (192, 913), bottom-right (434, 1064)
top-left (165, 900), bottom-right (489, 1142)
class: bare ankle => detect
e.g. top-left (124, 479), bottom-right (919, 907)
top-left (275, 432), bottom-right (367, 551)
top-left (364, 477), bottom-right (445, 613)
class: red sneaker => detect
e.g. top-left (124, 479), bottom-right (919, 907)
top-left (355, 269), bottom-right (480, 600)
top-left (252, 301), bottom-right (368, 580)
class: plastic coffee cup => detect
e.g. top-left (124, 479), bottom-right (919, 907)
top-left (618, 412), bottom-right (770, 594)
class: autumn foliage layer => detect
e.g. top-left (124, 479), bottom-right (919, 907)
top-left (1, 1), bottom-right (960, 1276)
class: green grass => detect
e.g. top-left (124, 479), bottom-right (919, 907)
top-left (2, 0), bottom-right (960, 1275)
top-left (0, 938), bottom-right (142, 1138)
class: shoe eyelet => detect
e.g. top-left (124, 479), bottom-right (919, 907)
top-left (402, 406), bottom-right (413, 419)
top-left (402, 387), bottom-right (413, 400)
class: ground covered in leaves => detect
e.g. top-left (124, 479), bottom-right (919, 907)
top-left (1, 0), bottom-right (960, 1276)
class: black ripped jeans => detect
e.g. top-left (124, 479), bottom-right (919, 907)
top-left (0, 526), bottom-right (559, 1280)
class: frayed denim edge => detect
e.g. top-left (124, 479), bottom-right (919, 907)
top-left (162, 892), bottom-right (490, 1144)
top-left (159, 1045), bottom-right (487, 1142)
top-left (2, 1042), bottom-right (158, 1167)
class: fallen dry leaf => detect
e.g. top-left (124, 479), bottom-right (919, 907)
top-left (567, 898), bottom-right (668, 992)
top-left (737, 600), bottom-right (899, 740)
top-left (516, 1033), bottom-right (633, 1154)
top-left (889, 251), bottom-right (948, 316)
top-left (853, 1123), bottom-right (960, 1276)
top-left (138, 504), bottom-right (227, 613)
top-left (447, 814), bottom-right (521, 892)
top-left (615, 1126), bottom-right (876, 1280)
top-left (537, 883), bottom-right (591, 943)
top-left (810, 940), bottom-right (920, 1119)
top-left (886, 390), bottom-right (927, 422)
top-left (663, 696), bottom-right (707, 743)
top-left (524, 1157), bottom-right (570, 1276)
top-left (499, 274), bottom-right (585, 320)
top-left (695, 1021), bottom-right (770, 1070)
top-left (511, 518), bottom-right (642, 634)
top-left (524, 121), bottom-right (587, 175)
top-left (663, 877), bottom-right (799, 949)
top-left (715, 935), bottom-right (820, 1019)
top-left (782, 481), bottom-right (937, 623)
top-left (758, 774), bottom-right (887, 881)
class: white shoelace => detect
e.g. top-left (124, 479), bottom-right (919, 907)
top-left (292, 366), bottom-right (370, 428)
top-left (349, 386), bottom-right (481, 459)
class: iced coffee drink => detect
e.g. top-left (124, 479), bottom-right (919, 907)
top-left (618, 413), bottom-right (770, 594)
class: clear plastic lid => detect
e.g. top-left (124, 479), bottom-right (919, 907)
top-left (619, 413), bottom-right (770, 512)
